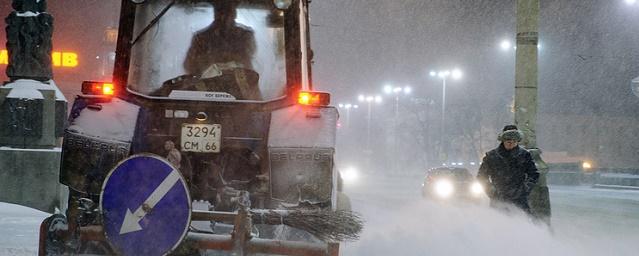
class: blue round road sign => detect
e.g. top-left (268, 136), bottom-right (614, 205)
top-left (100, 154), bottom-right (191, 256)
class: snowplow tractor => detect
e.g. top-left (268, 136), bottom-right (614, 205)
top-left (37, 0), bottom-right (359, 255)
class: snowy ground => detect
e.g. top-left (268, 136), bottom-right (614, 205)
top-left (2, 174), bottom-right (639, 256)
top-left (0, 203), bottom-right (48, 255)
top-left (340, 174), bottom-right (639, 256)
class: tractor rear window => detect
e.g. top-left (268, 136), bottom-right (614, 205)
top-left (127, 0), bottom-right (286, 101)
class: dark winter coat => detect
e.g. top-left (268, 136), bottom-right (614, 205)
top-left (477, 144), bottom-right (539, 202)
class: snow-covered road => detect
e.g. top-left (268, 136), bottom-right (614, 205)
top-left (341, 174), bottom-right (639, 256)
top-left (2, 174), bottom-right (639, 255)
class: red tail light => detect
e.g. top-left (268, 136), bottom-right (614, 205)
top-left (81, 81), bottom-right (115, 96)
top-left (298, 91), bottom-right (330, 106)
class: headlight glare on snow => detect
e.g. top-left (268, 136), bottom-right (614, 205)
top-left (434, 179), bottom-right (454, 198)
top-left (470, 182), bottom-right (484, 196)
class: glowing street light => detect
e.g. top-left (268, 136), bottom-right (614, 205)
top-left (383, 86), bottom-right (411, 96)
top-left (383, 85), bottom-right (393, 94)
top-left (500, 40), bottom-right (512, 51)
top-left (404, 87), bottom-right (412, 94)
top-left (500, 39), bottom-right (543, 51)
top-left (451, 69), bottom-right (462, 80)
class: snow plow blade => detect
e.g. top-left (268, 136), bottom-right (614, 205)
top-left (38, 208), bottom-right (353, 256)
top-left (38, 224), bottom-right (339, 256)
top-left (186, 233), bottom-right (339, 256)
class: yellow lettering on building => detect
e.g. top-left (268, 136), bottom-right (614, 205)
top-left (1, 49), bottom-right (78, 67)
top-left (61, 52), bottom-right (78, 67)
top-left (0, 50), bottom-right (8, 65)
top-left (52, 52), bottom-right (61, 66)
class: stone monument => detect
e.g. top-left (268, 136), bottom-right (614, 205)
top-left (0, 0), bottom-right (67, 213)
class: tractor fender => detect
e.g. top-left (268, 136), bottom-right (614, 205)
top-left (59, 97), bottom-right (139, 195)
top-left (268, 105), bottom-right (339, 208)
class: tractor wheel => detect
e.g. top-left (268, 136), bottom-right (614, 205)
top-left (39, 214), bottom-right (68, 256)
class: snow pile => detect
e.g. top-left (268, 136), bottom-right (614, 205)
top-left (343, 200), bottom-right (638, 255)
top-left (68, 98), bottom-right (139, 142)
top-left (342, 202), bottom-right (572, 256)
top-left (0, 203), bottom-right (48, 256)
top-left (0, 147), bottom-right (61, 152)
top-left (4, 79), bottom-right (67, 101)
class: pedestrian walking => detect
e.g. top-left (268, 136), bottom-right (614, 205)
top-left (477, 125), bottom-right (539, 214)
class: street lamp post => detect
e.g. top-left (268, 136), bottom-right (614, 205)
top-left (430, 69), bottom-right (462, 163)
top-left (631, 76), bottom-right (639, 98)
top-left (358, 94), bottom-right (382, 173)
top-left (383, 85), bottom-right (411, 174)
top-left (358, 94), bottom-right (382, 152)
top-left (338, 103), bottom-right (358, 129)
top-left (515, 0), bottom-right (551, 223)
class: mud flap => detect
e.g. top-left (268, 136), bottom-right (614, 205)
top-left (328, 243), bottom-right (340, 256)
top-left (38, 214), bottom-right (68, 256)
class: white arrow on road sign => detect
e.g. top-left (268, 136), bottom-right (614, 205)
top-left (119, 170), bottom-right (181, 234)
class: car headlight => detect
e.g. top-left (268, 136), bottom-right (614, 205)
top-left (470, 182), bottom-right (484, 196)
top-left (434, 179), bottom-right (454, 198)
top-left (340, 167), bottom-right (359, 185)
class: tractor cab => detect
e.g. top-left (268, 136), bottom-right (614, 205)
top-left (39, 0), bottom-right (356, 255)
top-left (126, 0), bottom-right (289, 101)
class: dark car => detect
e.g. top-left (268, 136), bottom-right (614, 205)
top-left (421, 167), bottom-right (486, 200)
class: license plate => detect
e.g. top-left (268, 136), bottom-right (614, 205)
top-left (180, 124), bottom-right (221, 153)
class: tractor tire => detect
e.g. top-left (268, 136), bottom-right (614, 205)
top-left (39, 214), bottom-right (68, 256)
